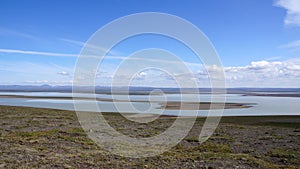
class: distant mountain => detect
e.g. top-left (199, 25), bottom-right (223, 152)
top-left (0, 85), bottom-right (71, 92)
top-left (0, 85), bottom-right (299, 94)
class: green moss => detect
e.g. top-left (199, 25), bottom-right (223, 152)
top-left (10, 129), bottom-right (59, 139)
top-left (268, 148), bottom-right (298, 159)
top-left (185, 136), bottom-right (199, 143)
top-left (66, 127), bottom-right (85, 136)
top-left (194, 143), bottom-right (232, 153)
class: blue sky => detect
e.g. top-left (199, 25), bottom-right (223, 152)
top-left (0, 0), bottom-right (300, 87)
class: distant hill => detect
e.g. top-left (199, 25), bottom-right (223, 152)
top-left (0, 85), bottom-right (299, 94)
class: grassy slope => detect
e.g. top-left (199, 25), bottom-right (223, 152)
top-left (0, 106), bottom-right (299, 168)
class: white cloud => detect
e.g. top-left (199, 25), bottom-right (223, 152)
top-left (275, 0), bottom-right (300, 27)
top-left (136, 71), bottom-right (147, 79)
top-left (225, 60), bottom-right (300, 74)
top-left (0, 48), bottom-right (77, 57)
top-left (139, 72), bottom-right (147, 76)
top-left (57, 71), bottom-right (69, 76)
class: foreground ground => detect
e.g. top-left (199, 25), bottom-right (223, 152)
top-left (0, 106), bottom-right (299, 168)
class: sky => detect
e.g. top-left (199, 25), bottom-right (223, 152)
top-left (0, 0), bottom-right (300, 87)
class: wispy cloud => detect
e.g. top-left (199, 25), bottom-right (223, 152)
top-left (279, 39), bottom-right (300, 53)
top-left (0, 47), bottom-right (204, 70)
top-left (60, 38), bottom-right (119, 56)
top-left (0, 48), bottom-right (77, 57)
top-left (60, 38), bottom-right (88, 47)
top-left (0, 61), bottom-right (69, 75)
top-left (281, 39), bottom-right (300, 48)
top-left (274, 0), bottom-right (300, 27)
top-left (264, 56), bottom-right (282, 61)
top-left (0, 27), bottom-right (38, 40)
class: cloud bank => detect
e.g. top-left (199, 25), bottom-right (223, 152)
top-left (94, 59), bottom-right (300, 88)
top-left (1, 52), bottom-right (299, 87)
top-left (225, 60), bottom-right (300, 87)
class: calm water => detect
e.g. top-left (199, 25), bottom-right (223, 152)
top-left (0, 92), bottom-right (299, 116)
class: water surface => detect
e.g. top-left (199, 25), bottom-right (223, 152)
top-left (0, 92), bottom-right (299, 116)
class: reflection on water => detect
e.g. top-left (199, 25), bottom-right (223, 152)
top-left (0, 92), bottom-right (299, 116)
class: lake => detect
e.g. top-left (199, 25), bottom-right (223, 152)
top-left (0, 91), bottom-right (299, 116)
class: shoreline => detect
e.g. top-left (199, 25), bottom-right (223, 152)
top-left (1, 104), bottom-right (300, 119)
top-left (0, 95), bottom-right (254, 110)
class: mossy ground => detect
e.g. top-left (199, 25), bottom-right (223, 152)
top-left (0, 106), bottom-right (299, 168)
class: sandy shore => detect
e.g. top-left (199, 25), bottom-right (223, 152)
top-left (159, 102), bottom-right (253, 110)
